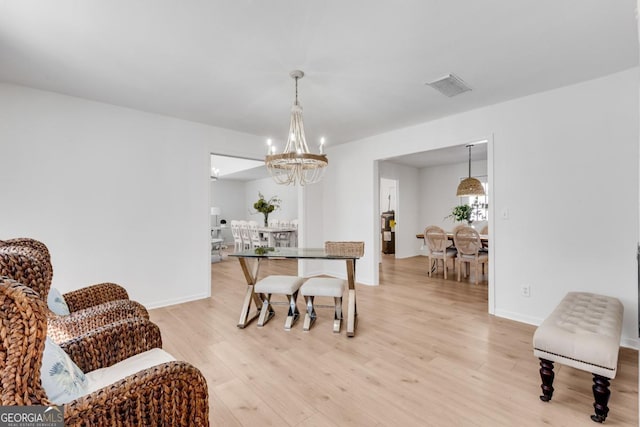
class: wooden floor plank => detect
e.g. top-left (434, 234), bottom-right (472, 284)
top-left (150, 254), bottom-right (638, 426)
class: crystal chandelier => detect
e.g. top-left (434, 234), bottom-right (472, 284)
top-left (456, 144), bottom-right (485, 197)
top-left (265, 70), bottom-right (328, 186)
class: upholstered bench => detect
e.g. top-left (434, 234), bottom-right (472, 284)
top-left (532, 292), bottom-right (624, 423)
top-left (300, 277), bottom-right (346, 333)
top-left (254, 275), bottom-right (305, 330)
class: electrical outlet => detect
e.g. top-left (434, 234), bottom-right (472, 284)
top-left (502, 208), bottom-right (510, 220)
top-left (521, 285), bottom-right (531, 298)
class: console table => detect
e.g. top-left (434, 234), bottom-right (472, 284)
top-left (230, 248), bottom-right (361, 337)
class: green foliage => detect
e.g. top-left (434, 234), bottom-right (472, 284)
top-left (253, 192), bottom-right (281, 214)
top-left (447, 204), bottom-right (473, 222)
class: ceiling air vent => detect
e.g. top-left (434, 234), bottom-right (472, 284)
top-left (425, 73), bottom-right (471, 97)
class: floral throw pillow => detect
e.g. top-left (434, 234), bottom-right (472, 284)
top-left (47, 287), bottom-right (70, 315)
top-left (41, 337), bottom-right (88, 404)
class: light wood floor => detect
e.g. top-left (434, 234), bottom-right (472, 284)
top-left (150, 254), bottom-right (638, 426)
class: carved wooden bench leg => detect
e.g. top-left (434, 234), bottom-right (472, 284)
top-left (591, 375), bottom-right (611, 423)
top-left (539, 358), bottom-right (555, 402)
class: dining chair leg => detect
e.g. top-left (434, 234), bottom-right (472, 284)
top-left (428, 255), bottom-right (433, 277)
top-left (443, 258), bottom-right (448, 279)
top-left (303, 296), bottom-right (316, 331)
top-left (457, 258), bottom-right (461, 282)
top-left (474, 262), bottom-right (479, 285)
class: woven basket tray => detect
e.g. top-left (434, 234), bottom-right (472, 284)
top-left (324, 241), bottom-right (364, 257)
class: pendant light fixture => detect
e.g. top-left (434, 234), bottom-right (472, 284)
top-left (265, 70), bottom-right (328, 186)
top-left (456, 144), bottom-right (485, 197)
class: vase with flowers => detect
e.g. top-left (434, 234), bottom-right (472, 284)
top-left (446, 204), bottom-right (473, 225)
top-left (253, 192), bottom-right (281, 226)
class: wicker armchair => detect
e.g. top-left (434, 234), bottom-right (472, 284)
top-left (0, 237), bottom-right (136, 312)
top-left (0, 276), bottom-right (209, 426)
top-left (0, 249), bottom-right (149, 343)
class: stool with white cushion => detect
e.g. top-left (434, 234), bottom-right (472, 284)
top-left (532, 292), bottom-right (624, 423)
top-left (254, 275), bottom-right (305, 330)
top-left (300, 277), bottom-right (346, 333)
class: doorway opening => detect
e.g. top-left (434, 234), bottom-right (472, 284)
top-left (373, 137), bottom-right (494, 313)
top-left (380, 178), bottom-right (397, 258)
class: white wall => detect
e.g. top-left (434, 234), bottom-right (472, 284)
top-left (210, 180), bottom-right (245, 224)
top-left (243, 177), bottom-right (298, 225)
top-left (319, 68), bottom-right (639, 346)
top-left (0, 83), bottom-right (265, 308)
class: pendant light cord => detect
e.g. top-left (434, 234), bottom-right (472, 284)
top-left (468, 145), bottom-right (472, 177)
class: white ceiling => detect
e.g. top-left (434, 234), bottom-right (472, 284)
top-left (1, 1), bottom-right (637, 161)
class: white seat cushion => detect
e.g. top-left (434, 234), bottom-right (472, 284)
top-left (254, 275), bottom-right (305, 295)
top-left (533, 292), bottom-right (623, 378)
top-left (431, 248), bottom-right (457, 257)
top-left (300, 277), bottom-right (346, 298)
top-left (84, 348), bottom-right (176, 395)
top-left (459, 253), bottom-right (488, 262)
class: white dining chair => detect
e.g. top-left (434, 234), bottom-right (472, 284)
top-left (248, 220), bottom-right (268, 248)
top-left (230, 220), bottom-right (244, 252)
top-left (238, 220), bottom-right (252, 250)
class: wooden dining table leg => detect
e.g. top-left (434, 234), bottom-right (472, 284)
top-left (346, 258), bottom-right (357, 337)
top-left (237, 257), bottom-right (263, 328)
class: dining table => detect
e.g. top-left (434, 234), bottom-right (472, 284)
top-left (257, 226), bottom-right (297, 247)
top-left (416, 232), bottom-right (489, 244)
top-left (229, 247), bottom-right (362, 337)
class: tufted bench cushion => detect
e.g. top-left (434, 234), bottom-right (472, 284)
top-left (532, 291), bottom-right (624, 423)
top-left (533, 292), bottom-right (623, 378)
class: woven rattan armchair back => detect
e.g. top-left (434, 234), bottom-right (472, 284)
top-left (424, 226), bottom-right (450, 253)
top-left (0, 277), bottom-right (51, 405)
top-left (452, 226), bottom-right (482, 256)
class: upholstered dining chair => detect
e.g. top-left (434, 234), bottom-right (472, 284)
top-left (423, 226), bottom-right (457, 279)
top-left (453, 226), bottom-right (488, 285)
top-left (0, 246), bottom-right (149, 344)
top-left (0, 276), bottom-right (209, 426)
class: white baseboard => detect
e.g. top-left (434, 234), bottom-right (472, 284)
top-left (145, 292), bottom-right (210, 310)
top-left (493, 309), bottom-right (543, 326)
